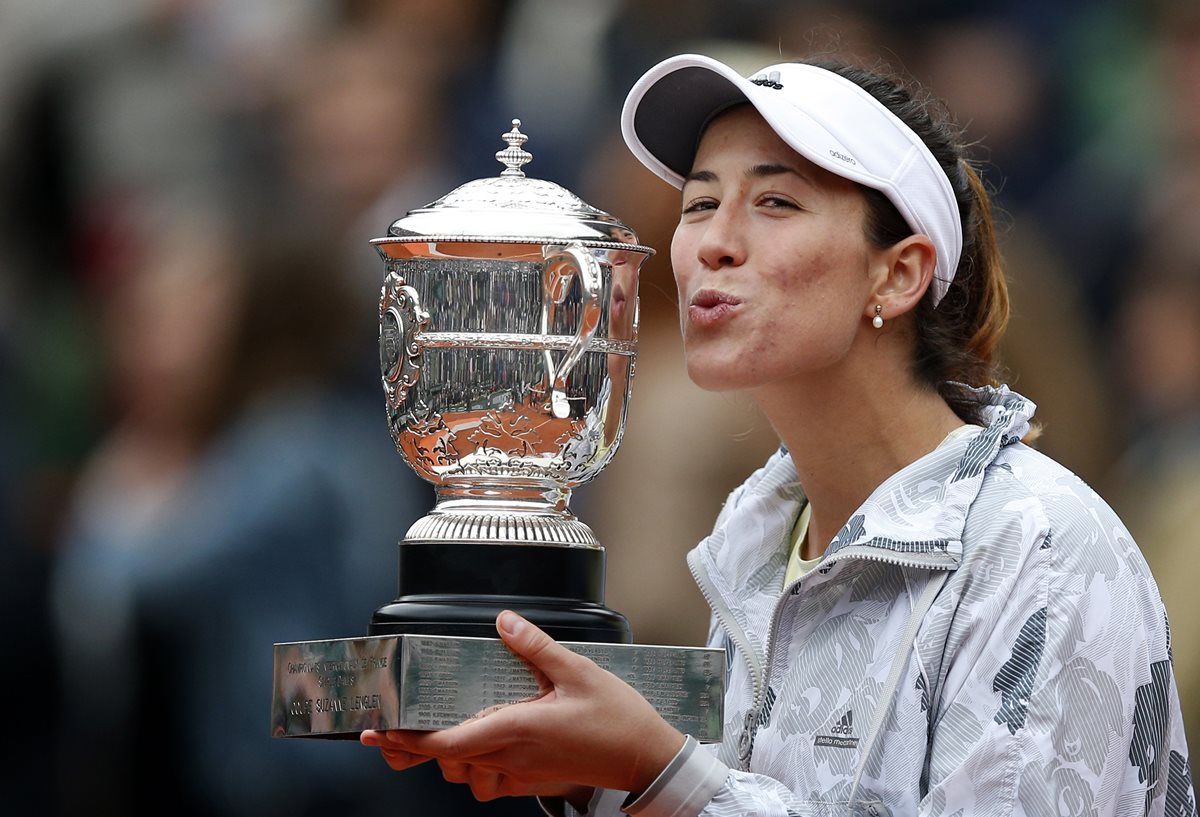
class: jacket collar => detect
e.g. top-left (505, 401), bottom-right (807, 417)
top-left (692, 385), bottom-right (1037, 593)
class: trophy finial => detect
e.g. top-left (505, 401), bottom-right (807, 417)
top-left (496, 118), bottom-right (533, 177)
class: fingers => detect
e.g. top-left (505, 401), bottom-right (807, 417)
top-left (383, 719), bottom-right (508, 760)
top-left (379, 745), bottom-right (432, 772)
top-left (439, 759), bottom-right (583, 802)
top-left (438, 758), bottom-right (472, 785)
top-left (361, 729), bottom-right (431, 771)
top-left (495, 610), bottom-right (585, 686)
top-left (440, 758), bottom-right (506, 800)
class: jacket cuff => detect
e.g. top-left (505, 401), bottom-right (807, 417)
top-left (539, 788), bottom-right (629, 817)
top-left (622, 737), bottom-right (729, 817)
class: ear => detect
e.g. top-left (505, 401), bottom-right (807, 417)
top-left (864, 234), bottom-right (936, 322)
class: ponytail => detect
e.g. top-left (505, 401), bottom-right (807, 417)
top-left (960, 162), bottom-right (1008, 380)
top-left (810, 60), bottom-right (1013, 427)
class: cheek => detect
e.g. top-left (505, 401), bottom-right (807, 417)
top-left (759, 246), bottom-right (833, 306)
top-left (783, 241), bottom-right (869, 304)
top-left (669, 230), bottom-right (691, 319)
top-left (668, 229), bottom-right (689, 284)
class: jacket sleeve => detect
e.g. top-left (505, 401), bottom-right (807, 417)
top-left (918, 488), bottom-right (1196, 817)
top-left (625, 750), bottom-right (811, 817)
top-left (561, 739), bottom-right (805, 817)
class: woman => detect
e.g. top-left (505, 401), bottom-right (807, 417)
top-left (362, 55), bottom-right (1195, 816)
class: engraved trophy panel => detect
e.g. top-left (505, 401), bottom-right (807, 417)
top-left (273, 635), bottom-right (723, 741)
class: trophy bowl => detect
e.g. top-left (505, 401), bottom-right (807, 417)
top-left (368, 120), bottom-right (653, 641)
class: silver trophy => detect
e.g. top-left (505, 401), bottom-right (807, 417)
top-left (271, 121), bottom-right (723, 740)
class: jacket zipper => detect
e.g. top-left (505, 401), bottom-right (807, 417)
top-left (688, 549), bottom-right (765, 769)
top-left (690, 544), bottom-right (959, 771)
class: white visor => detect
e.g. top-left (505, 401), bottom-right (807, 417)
top-left (621, 54), bottom-right (963, 306)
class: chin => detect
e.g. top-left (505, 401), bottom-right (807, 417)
top-left (685, 359), bottom-right (755, 392)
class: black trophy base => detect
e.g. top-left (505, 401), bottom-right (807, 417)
top-left (368, 541), bottom-right (632, 644)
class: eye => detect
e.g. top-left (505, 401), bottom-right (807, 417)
top-left (758, 195), bottom-right (800, 210)
top-left (681, 197), bottom-right (718, 215)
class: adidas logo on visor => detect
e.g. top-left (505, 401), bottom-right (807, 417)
top-left (750, 71), bottom-right (783, 89)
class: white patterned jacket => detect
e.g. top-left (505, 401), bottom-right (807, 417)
top-left (589, 386), bottom-right (1195, 817)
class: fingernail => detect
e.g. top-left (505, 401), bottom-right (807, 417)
top-left (497, 610), bottom-right (524, 637)
top-left (385, 731), bottom-right (407, 746)
top-left (360, 731), bottom-right (379, 746)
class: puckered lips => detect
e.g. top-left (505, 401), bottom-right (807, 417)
top-left (687, 288), bottom-right (742, 327)
top-left (610, 284), bottom-right (627, 323)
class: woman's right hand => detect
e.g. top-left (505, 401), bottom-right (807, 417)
top-left (359, 611), bottom-right (685, 802)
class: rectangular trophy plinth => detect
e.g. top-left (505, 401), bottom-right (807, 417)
top-left (271, 635), bottom-right (725, 742)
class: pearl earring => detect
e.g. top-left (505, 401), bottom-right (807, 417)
top-left (872, 305), bottom-right (884, 329)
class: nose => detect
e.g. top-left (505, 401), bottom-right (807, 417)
top-left (694, 206), bottom-right (747, 270)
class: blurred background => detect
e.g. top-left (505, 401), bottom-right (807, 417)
top-left (2, 0), bottom-right (1197, 814)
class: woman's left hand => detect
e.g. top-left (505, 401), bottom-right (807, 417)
top-left (360, 610), bottom-right (686, 801)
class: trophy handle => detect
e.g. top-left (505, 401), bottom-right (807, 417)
top-left (541, 242), bottom-right (602, 419)
top-left (380, 271), bottom-right (430, 417)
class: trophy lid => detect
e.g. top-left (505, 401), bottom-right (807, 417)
top-left (378, 119), bottom-right (653, 254)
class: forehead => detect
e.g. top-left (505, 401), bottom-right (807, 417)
top-left (690, 105), bottom-right (858, 193)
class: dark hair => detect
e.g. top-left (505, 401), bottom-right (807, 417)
top-left (807, 60), bottom-right (1010, 427)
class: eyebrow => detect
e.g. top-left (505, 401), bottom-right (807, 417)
top-left (683, 163), bottom-right (813, 185)
top-left (748, 162), bottom-right (802, 180)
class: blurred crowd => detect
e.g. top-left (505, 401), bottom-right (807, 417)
top-left (2, 0), bottom-right (1198, 815)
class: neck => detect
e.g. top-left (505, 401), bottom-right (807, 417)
top-left (753, 349), bottom-right (964, 561)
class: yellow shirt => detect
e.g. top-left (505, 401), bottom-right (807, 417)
top-left (783, 503), bottom-right (819, 586)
